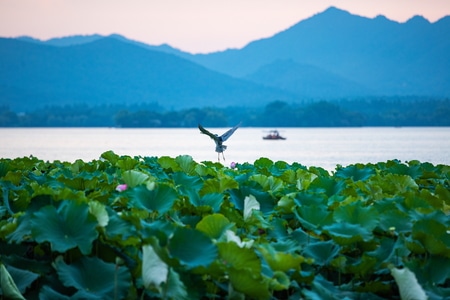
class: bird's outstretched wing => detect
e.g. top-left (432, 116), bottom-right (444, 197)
top-left (220, 123), bottom-right (241, 141)
top-left (198, 124), bottom-right (219, 141)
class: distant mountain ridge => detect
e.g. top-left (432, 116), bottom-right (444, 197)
top-left (1, 6), bottom-right (449, 111)
top-left (0, 37), bottom-right (294, 111)
top-left (189, 7), bottom-right (450, 96)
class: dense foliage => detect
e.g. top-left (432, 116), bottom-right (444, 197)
top-left (0, 153), bottom-right (449, 299)
top-left (1, 97), bottom-right (449, 127)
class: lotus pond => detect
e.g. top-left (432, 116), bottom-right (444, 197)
top-left (0, 151), bottom-right (449, 299)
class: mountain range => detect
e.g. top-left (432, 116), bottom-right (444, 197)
top-left (1, 6), bottom-right (449, 112)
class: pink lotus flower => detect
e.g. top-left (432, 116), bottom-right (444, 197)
top-left (230, 162), bottom-right (237, 169)
top-left (116, 184), bottom-right (128, 192)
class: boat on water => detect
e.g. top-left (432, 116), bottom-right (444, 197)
top-left (263, 130), bottom-right (286, 140)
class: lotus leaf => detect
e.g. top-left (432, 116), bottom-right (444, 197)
top-left (259, 243), bottom-right (304, 272)
top-left (175, 155), bottom-right (197, 175)
top-left (54, 256), bottom-right (131, 299)
top-left (122, 170), bottom-right (149, 188)
top-left (142, 244), bottom-right (168, 289)
top-left (31, 200), bottom-right (98, 255)
top-left (335, 164), bottom-right (375, 181)
top-left (323, 222), bottom-right (373, 245)
top-left (130, 184), bottom-right (178, 214)
top-left (243, 194), bottom-right (260, 221)
top-left (333, 202), bottom-right (379, 231)
top-left (228, 268), bottom-right (271, 299)
top-left (0, 263), bottom-right (26, 300)
top-left (1, 154), bottom-right (449, 299)
top-left (163, 268), bottom-right (188, 299)
top-left (302, 240), bottom-right (341, 266)
top-left (195, 214), bottom-right (233, 240)
top-left (217, 242), bottom-right (261, 273)
top-left (294, 204), bottom-right (333, 232)
top-left (168, 227), bottom-right (218, 269)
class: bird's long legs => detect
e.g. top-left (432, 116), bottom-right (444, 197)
top-left (217, 152), bottom-right (226, 162)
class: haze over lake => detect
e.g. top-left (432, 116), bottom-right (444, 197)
top-left (1, 127), bottom-right (449, 171)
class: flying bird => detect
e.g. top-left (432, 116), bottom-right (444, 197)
top-left (198, 123), bottom-right (241, 161)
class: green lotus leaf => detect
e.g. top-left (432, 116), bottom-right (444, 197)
top-left (254, 157), bottom-right (274, 170)
top-left (269, 270), bottom-right (290, 291)
top-left (140, 219), bottom-right (176, 247)
top-left (104, 209), bottom-right (139, 245)
top-left (335, 164), bottom-right (375, 181)
top-left (100, 150), bottom-right (119, 164)
top-left (381, 174), bottom-right (419, 194)
top-left (244, 195), bottom-right (260, 221)
top-left (294, 204), bottom-right (333, 231)
top-left (302, 240), bottom-right (341, 266)
top-left (31, 200), bottom-right (98, 255)
top-left (158, 156), bottom-right (178, 171)
top-left (142, 244), bottom-right (168, 289)
top-left (116, 156), bottom-right (139, 171)
top-left (375, 201), bottom-right (413, 233)
top-left (295, 169), bottom-right (318, 190)
top-left (175, 155), bottom-right (197, 175)
top-left (346, 254), bottom-right (377, 276)
top-left (388, 162), bottom-right (423, 179)
top-left (217, 242), bottom-right (261, 273)
top-left (249, 174), bottom-right (284, 194)
top-left (229, 186), bottom-right (275, 214)
top-left (308, 177), bottom-right (345, 197)
top-left (172, 172), bottom-right (202, 197)
top-left (39, 285), bottom-right (71, 300)
top-left (415, 255), bottom-right (450, 285)
top-left (412, 219), bottom-right (450, 256)
top-left (54, 256), bottom-right (131, 299)
top-left (228, 268), bottom-right (271, 299)
top-left (294, 191), bottom-right (326, 206)
top-left (291, 228), bottom-right (320, 246)
top-left (2, 264), bottom-right (39, 294)
top-left (333, 202), bottom-right (379, 231)
top-left (122, 170), bottom-right (149, 188)
top-left (196, 193), bottom-right (223, 212)
top-left (88, 201), bottom-right (109, 227)
top-left (436, 184), bottom-right (450, 206)
top-left (130, 184), bottom-right (178, 214)
top-left (196, 214), bottom-right (233, 240)
top-left (168, 227), bottom-right (218, 269)
top-left (305, 274), bottom-right (351, 299)
top-left (0, 263), bottom-right (26, 300)
top-left (323, 222), bottom-right (372, 245)
top-left (163, 268), bottom-right (188, 300)
top-left (7, 213), bottom-right (32, 244)
top-left (368, 236), bottom-right (410, 266)
top-left (280, 169), bottom-right (296, 184)
top-left (259, 244), bottom-right (304, 272)
top-left (200, 174), bottom-right (238, 195)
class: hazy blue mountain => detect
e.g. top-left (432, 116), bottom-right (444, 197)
top-left (189, 7), bottom-right (450, 96)
top-left (0, 37), bottom-right (294, 111)
top-left (2, 6), bottom-right (449, 112)
top-left (244, 59), bottom-right (374, 98)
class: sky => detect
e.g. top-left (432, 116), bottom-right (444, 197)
top-left (1, 0), bottom-right (450, 54)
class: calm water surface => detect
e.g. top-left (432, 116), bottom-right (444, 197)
top-left (1, 127), bottom-right (449, 170)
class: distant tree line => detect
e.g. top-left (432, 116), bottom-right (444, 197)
top-left (1, 97), bottom-right (449, 127)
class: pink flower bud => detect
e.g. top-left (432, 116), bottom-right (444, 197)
top-left (116, 184), bottom-right (128, 192)
top-left (230, 162), bottom-right (237, 169)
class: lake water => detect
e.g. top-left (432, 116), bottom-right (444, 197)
top-left (1, 127), bottom-right (449, 171)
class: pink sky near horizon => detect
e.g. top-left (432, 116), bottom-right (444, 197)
top-left (1, 0), bottom-right (449, 53)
